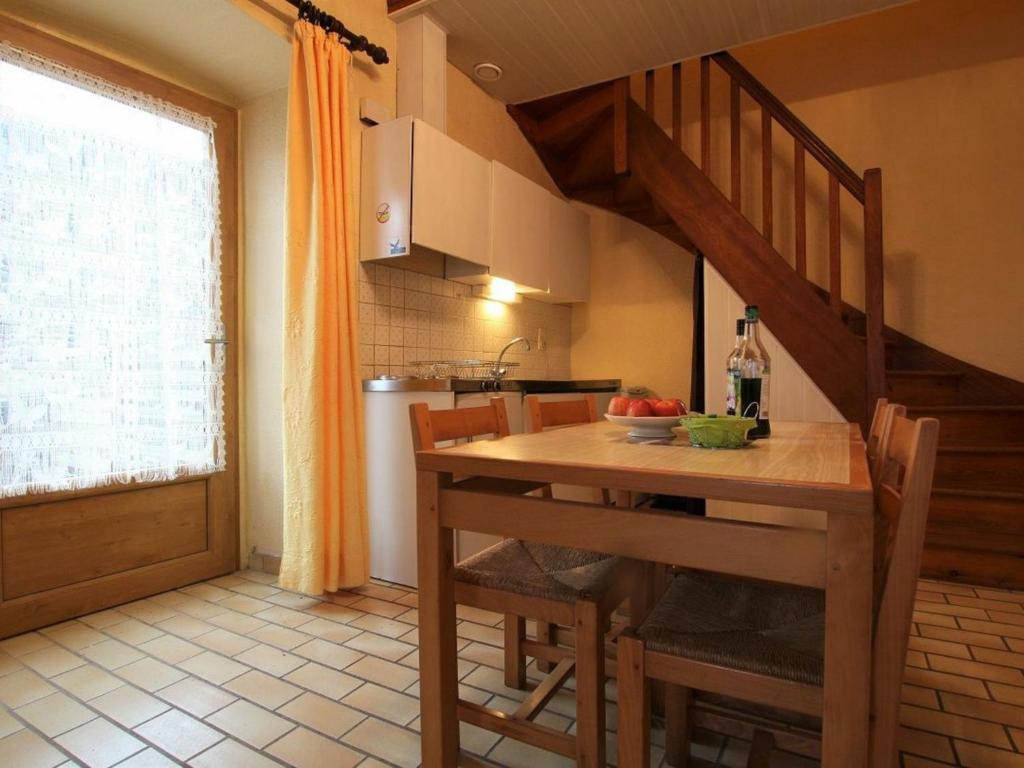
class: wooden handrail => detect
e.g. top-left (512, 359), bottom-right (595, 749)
top-left (710, 52), bottom-right (865, 202)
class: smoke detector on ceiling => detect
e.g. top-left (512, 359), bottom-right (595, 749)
top-left (473, 62), bottom-right (503, 82)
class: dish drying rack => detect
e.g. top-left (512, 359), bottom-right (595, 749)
top-left (410, 359), bottom-right (521, 379)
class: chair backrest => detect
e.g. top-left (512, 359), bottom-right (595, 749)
top-left (525, 394), bottom-right (599, 433)
top-left (867, 399), bottom-right (906, 483)
top-left (409, 398), bottom-right (511, 451)
top-left (869, 414), bottom-right (940, 766)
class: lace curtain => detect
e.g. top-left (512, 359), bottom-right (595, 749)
top-left (0, 43), bottom-right (225, 498)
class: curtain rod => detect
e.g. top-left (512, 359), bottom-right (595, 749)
top-left (284, 0), bottom-right (389, 64)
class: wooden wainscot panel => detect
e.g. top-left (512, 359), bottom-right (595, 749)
top-left (2, 480), bottom-right (208, 600)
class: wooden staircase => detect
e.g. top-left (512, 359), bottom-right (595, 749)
top-left (509, 53), bottom-right (1024, 589)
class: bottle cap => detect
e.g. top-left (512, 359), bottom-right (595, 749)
top-left (745, 305), bottom-right (760, 321)
top-left (735, 319), bottom-right (745, 335)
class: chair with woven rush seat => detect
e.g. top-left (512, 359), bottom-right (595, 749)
top-left (410, 397), bottom-right (638, 766)
top-left (867, 398), bottom-right (906, 483)
top-left (616, 411), bottom-right (939, 768)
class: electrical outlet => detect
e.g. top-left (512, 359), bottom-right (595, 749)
top-left (536, 328), bottom-right (547, 351)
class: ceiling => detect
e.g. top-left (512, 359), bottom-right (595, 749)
top-left (4, 0), bottom-right (291, 105)
top-left (398, 0), bottom-right (912, 104)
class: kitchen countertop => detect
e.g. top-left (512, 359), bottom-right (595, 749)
top-left (362, 377), bottom-right (621, 393)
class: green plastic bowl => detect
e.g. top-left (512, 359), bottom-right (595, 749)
top-left (677, 413), bottom-right (757, 449)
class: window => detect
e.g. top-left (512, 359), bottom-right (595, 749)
top-left (0, 43), bottom-right (226, 497)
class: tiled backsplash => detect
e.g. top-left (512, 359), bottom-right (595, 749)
top-left (357, 263), bottom-right (572, 380)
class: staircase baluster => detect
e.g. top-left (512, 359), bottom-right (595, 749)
top-left (700, 56), bottom-right (710, 174)
top-left (864, 168), bottom-right (885, 411)
top-left (829, 173), bottom-right (842, 314)
top-left (672, 62), bottom-right (682, 150)
top-left (762, 105), bottom-right (773, 245)
top-left (730, 79), bottom-right (741, 209)
top-left (794, 140), bottom-right (807, 277)
top-left (614, 78), bottom-right (628, 175)
top-left (645, 69), bottom-right (655, 116)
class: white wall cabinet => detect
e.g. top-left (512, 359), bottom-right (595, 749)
top-left (545, 196), bottom-right (590, 303)
top-left (489, 161), bottom-right (550, 293)
top-left (360, 116), bottom-right (491, 272)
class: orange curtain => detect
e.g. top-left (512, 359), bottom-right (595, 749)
top-left (280, 20), bottom-right (368, 594)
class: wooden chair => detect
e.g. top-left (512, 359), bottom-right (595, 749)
top-left (410, 397), bottom-right (638, 766)
top-left (867, 398), bottom-right (906, 483)
top-left (616, 412), bottom-right (940, 768)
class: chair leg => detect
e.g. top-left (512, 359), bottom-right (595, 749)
top-left (536, 622), bottom-right (558, 674)
top-left (504, 614), bottom-right (526, 689)
top-left (664, 683), bottom-right (692, 767)
top-left (574, 601), bottom-right (607, 767)
top-left (617, 634), bottom-right (649, 768)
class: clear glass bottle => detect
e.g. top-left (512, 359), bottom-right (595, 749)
top-left (725, 318), bottom-right (744, 416)
top-left (737, 305), bottom-right (771, 438)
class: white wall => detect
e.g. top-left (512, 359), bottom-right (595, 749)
top-left (241, 87), bottom-right (288, 558)
top-left (703, 262), bottom-right (843, 530)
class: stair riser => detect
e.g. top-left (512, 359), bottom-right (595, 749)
top-left (926, 494), bottom-right (1024, 552)
top-left (908, 408), bottom-right (1024, 445)
top-left (934, 451), bottom-right (1024, 493)
top-left (921, 546), bottom-right (1024, 590)
top-left (887, 377), bottom-right (962, 406)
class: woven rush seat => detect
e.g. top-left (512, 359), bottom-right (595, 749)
top-left (455, 539), bottom-right (624, 603)
top-left (637, 570), bottom-right (825, 686)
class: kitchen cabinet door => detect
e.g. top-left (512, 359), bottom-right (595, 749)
top-left (412, 120), bottom-right (491, 267)
top-left (489, 162), bottom-right (550, 293)
top-left (547, 196), bottom-right (590, 303)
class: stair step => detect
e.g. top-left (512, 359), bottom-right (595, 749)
top-left (907, 405), bottom-right (1024, 445)
top-left (886, 370), bottom-right (965, 406)
top-left (933, 446), bottom-right (1024, 493)
top-left (927, 488), bottom-right (1024, 550)
top-left (921, 547), bottom-right (1024, 590)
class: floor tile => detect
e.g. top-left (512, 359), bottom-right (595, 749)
top-left (953, 739), bottom-right (1024, 767)
top-left (284, 662), bottom-right (363, 700)
top-left (207, 699), bottom-right (295, 749)
top-left (0, 708), bottom-right (21, 739)
top-left (349, 613), bottom-right (415, 639)
top-left (344, 655), bottom-right (418, 691)
top-left (266, 592), bottom-right (322, 611)
top-left (249, 624), bottom-right (310, 650)
top-left (138, 635), bottom-right (204, 664)
top-left (19, 645), bottom-right (86, 678)
top-left (157, 677), bottom-right (238, 718)
top-left (114, 747), bottom-right (181, 767)
top-left (56, 717), bottom-right (146, 767)
top-left (51, 664), bottom-right (124, 700)
top-left (0, 650), bottom-right (22, 677)
top-left (342, 717), bottom-right (421, 768)
top-left (134, 709), bottom-right (223, 761)
top-left (175, 598), bottom-right (230, 621)
top-left (346, 632), bottom-right (417, 662)
top-left (225, 670), bottom-right (304, 709)
top-left (293, 638), bottom-right (363, 672)
top-left (193, 628), bottom-right (259, 657)
top-left (277, 691), bottom-right (365, 738)
top-left (296, 618), bottom-right (361, 645)
top-left (178, 651), bottom-right (249, 685)
top-left (234, 644), bottom-right (305, 677)
top-left (305, 602), bottom-right (363, 623)
top-left (90, 685), bottom-right (171, 728)
top-left (208, 611), bottom-right (268, 635)
top-left (119, 601), bottom-right (178, 625)
top-left (117, 657), bottom-right (187, 692)
top-left (154, 615), bottom-right (215, 640)
top-left (0, 729), bottom-right (67, 768)
top-left (231, 582), bottom-right (281, 600)
top-left (347, 597), bottom-right (406, 619)
top-left (267, 726), bottom-right (363, 768)
top-left (188, 737), bottom-right (283, 768)
top-left (104, 620), bottom-right (164, 646)
top-left (78, 610), bottom-right (128, 630)
top-left (79, 639), bottom-right (145, 670)
top-left (180, 584), bottom-right (234, 603)
top-left (0, 668), bottom-right (57, 707)
top-left (42, 622), bottom-right (108, 651)
top-left (254, 606), bottom-right (316, 629)
top-left (1, 632), bottom-right (56, 657)
top-left (16, 691), bottom-right (97, 737)
top-left (343, 682), bottom-right (419, 726)
top-left (220, 595), bottom-right (271, 615)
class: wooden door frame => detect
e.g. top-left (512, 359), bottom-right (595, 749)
top-left (0, 14), bottom-right (240, 637)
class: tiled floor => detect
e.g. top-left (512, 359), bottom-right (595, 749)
top-left (1, 571), bottom-right (1022, 767)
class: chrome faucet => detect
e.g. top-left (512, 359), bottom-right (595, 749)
top-left (491, 336), bottom-right (531, 380)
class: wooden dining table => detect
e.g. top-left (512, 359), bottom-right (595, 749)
top-left (414, 419), bottom-right (875, 767)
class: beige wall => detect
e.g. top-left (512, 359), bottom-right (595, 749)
top-left (640, 0), bottom-right (1024, 383)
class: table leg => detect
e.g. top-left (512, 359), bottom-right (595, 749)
top-left (417, 470), bottom-right (459, 767)
top-left (822, 510), bottom-right (873, 768)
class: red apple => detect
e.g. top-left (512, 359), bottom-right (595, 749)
top-left (644, 398), bottom-right (661, 409)
top-left (627, 399), bottom-right (654, 417)
top-left (608, 396), bottom-right (630, 416)
top-left (652, 399), bottom-right (686, 417)
top-left (671, 398), bottom-right (688, 415)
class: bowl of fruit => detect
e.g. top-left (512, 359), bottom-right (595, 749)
top-left (605, 396), bottom-right (688, 438)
